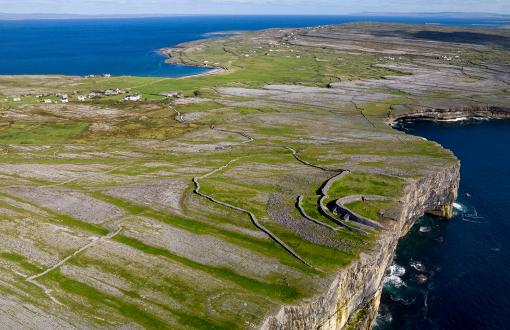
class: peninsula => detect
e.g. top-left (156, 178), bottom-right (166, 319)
top-left (0, 23), bottom-right (509, 329)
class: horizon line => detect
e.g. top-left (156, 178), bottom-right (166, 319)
top-left (1, 11), bottom-right (510, 18)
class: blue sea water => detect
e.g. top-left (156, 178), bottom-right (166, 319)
top-left (0, 15), bottom-right (508, 77)
top-left (1, 14), bottom-right (510, 329)
top-left (376, 119), bottom-right (510, 330)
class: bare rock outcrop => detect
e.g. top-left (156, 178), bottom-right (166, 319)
top-left (262, 161), bottom-right (460, 330)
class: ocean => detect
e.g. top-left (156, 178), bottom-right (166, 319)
top-left (2, 15), bottom-right (509, 330)
top-left (376, 119), bottom-right (510, 330)
top-left (0, 15), bottom-right (508, 77)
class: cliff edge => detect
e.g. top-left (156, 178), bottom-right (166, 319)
top-left (262, 157), bottom-right (460, 330)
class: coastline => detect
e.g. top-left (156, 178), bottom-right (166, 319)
top-left (262, 106), bottom-right (510, 329)
top-left (157, 48), bottom-right (227, 79)
top-left (174, 67), bottom-right (226, 80)
top-left (387, 105), bottom-right (510, 125)
top-left (261, 111), bottom-right (462, 330)
top-left (158, 27), bottom-right (510, 329)
top-left (377, 117), bottom-right (510, 329)
top-left (157, 31), bottom-right (247, 80)
top-left (2, 21), bottom-right (509, 329)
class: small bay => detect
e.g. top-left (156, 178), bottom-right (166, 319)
top-left (0, 15), bottom-right (507, 77)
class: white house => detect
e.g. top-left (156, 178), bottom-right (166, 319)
top-left (12, 97), bottom-right (21, 102)
top-left (124, 94), bottom-right (141, 101)
top-left (77, 95), bottom-right (86, 102)
top-left (43, 99), bottom-right (53, 104)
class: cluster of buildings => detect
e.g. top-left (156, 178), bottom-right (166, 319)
top-left (52, 90), bottom-right (142, 102)
top-left (6, 87), bottom-right (150, 104)
top-left (34, 93), bottom-right (69, 104)
top-left (7, 88), bottom-right (137, 104)
top-left (86, 88), bottom-right (144, 102)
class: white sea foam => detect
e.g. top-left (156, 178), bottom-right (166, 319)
top-left (390, 295), bottom-right (416, 305)
top-left (384, 275), bottom-right (407, 288)
top-left (410, 261), bottom-right (426, 272)
top-left (389, 264), bottom-right (406, 277)
top-left (452, 202), bottom-right (464, 211)
top-left (383, 264), bottom-right (407, 288)
top-left (439, 117), bottom-right (470, 122)
top-left (438, 116), bottom-right (491, 123)
top-left (461, 206), bottom-right (486, 223)
top-left (376, 310), bottom-right (393, 324)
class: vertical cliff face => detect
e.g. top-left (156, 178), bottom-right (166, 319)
top-left (389, 106), bottom-right (510, 123)
top-left (261, 161), bottom-right (460, 330)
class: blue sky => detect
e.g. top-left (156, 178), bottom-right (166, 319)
top-left (1, 0), bottom-right (509, 15)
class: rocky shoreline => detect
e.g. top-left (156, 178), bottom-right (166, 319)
top-left (2, 22), bottom-right (509, 329)
top-left (388, 105), bottom-right (510, 124)
top-left (261, 144), bottom-right (460, 330)
top-left (159, 42), bottom-right (228, 78)
top-left (161, 27), bottom-right (509, 330)
top-left (262, 106), bottom-right (510, 329)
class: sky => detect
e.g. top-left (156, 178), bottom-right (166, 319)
top-left (0, 0), bottom-right (509, 15)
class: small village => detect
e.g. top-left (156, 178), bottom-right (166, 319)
top-left (2, 88), bottom-right (190, 104)
top-left (1, 89), bottom-right (128, 104)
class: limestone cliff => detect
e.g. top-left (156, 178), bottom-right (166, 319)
top-left (389, 105), bottom-right (510, 123)
top-left (261, 161), bottom-right (460, 330)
